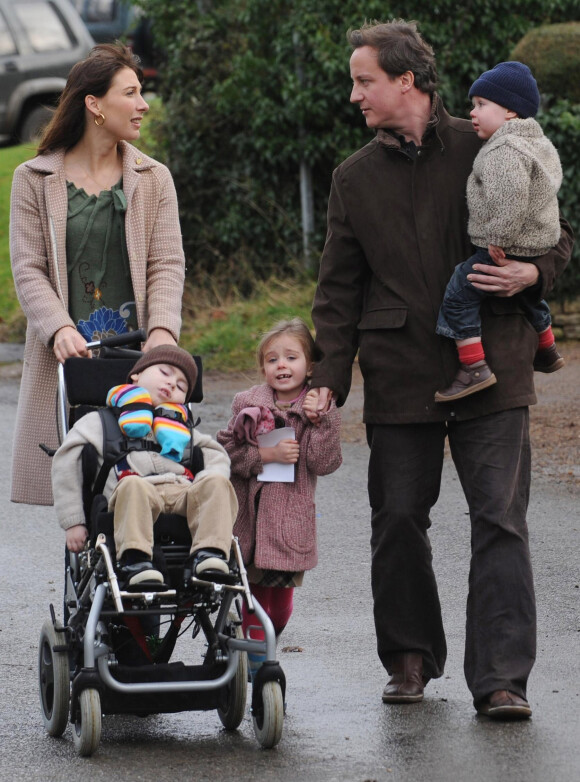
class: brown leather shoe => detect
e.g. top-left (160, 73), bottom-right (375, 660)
top-left (533, 343), bottom-right (565, 373)
top-left (476, 690), bottom-right (532, 720)
top-left (382, 652), bottom-right (425, 703)
top-left (434, 360), bottom-right (497, 402)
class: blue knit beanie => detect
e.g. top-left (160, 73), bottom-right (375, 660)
top-left (468, 61), bottom-right (540, 118)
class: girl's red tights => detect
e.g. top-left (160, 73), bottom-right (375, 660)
top-left (242, 584), bottom-right (294, 641)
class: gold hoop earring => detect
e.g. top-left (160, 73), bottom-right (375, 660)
top-left (94, 112), bottom-right (105, 127)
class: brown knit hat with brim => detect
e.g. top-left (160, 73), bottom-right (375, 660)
top-left (128, 345), bottom-right (198, 402)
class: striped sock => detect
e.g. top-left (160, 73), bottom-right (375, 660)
top-left (537, 327), bottom-right (555, 350)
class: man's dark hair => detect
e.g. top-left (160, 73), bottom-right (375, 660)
top-left (348, 20), bottom-right (438, 94)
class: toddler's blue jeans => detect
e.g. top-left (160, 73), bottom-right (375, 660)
top-left (436, 247), bottom-right (552, 341)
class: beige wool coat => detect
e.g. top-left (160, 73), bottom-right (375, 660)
top-left (10, 141), bottom-right (186, 505)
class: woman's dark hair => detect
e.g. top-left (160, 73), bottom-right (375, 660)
top-left (347, 20), bottom-right (438, 94)
top-left (38, 43), bottom-right (143, 154)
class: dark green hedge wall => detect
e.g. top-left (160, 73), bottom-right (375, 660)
top-left (137, 0), bottom-right (578, 296)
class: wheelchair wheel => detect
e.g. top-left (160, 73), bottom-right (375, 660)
top-left (38, 619), bottom-right (70, 737)
top-left (252, 680), bottom-right (284, 748)
top-left (72, 688), bottom-right (102, 756)
top-left (217, 613), bottom-right (248, 730)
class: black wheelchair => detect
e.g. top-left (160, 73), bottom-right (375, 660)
top-left (38, 331), bottom-right (285, 755)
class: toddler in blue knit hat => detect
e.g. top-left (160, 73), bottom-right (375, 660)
top-left (435, 61), bottom-right (565, 403)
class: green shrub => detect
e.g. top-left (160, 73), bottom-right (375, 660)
top-left (179, 276), bottom-right (317, 370)
top-left (136, 95), bottom-right (169, 162)
top-left (136, 0), bottom-right (579, 297)
top-left (511, 23), bottom-right (580, 104)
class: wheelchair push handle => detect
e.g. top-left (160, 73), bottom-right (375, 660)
top-left (86, 329), bottom-right (147, 351)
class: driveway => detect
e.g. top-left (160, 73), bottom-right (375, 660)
top-left (0, 343), bottom-right (578, 781)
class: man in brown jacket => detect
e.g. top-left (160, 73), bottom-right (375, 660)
top-left (310, 20), bottom-right (573, 720)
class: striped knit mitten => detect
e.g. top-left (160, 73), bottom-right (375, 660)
top-left (106, 384), bottom-right (154, 438)
top-left (153, 403), bottom-right (191, 462)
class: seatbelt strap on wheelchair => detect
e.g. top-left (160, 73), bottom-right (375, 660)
top-left (92, 408), bottom-right (157, 496)
top-left (92, 408), bottom-right (197, 497)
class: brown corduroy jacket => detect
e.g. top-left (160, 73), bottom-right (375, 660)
top-left (311, 95), bottom-right (574, 424)
top-left (10, 141), bottom-right (185, 505)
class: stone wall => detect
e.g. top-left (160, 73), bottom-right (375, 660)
top-left (551, 298), bottom-right (580, 340)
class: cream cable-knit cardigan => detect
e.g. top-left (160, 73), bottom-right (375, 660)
top-left (10, 141), bottom-right (185, 505)
top-left (467, 118), bottom-right (562, 257)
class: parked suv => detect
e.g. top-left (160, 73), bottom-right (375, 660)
top-left (70, 0), bottom-right (158, 86)
top-left (0, 0), bottom-right (94, 144)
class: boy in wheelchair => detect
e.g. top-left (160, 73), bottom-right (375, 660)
top-left (52, 345), bottom-right (238, 589)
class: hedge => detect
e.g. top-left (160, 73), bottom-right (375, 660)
top-left (136, 0), bottom-right (579, 297)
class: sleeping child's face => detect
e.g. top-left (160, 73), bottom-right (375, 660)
top-left (130, 363), bottom-right (188, 406)
top-left (262, 334), bottom-right (312, 402)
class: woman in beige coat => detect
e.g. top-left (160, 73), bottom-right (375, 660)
top-left (10, 43), bottom-right (185, 505)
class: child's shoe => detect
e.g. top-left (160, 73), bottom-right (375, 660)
top-left (185, 549), bottom-right (230, 583)
top-left (118, 560), bottom-right (164, 589)
top-left (533, 343), bottom-right (565, 373)
top-left (434, 360), bottom-right (496, 402)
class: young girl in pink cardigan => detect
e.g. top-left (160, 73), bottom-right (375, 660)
top-left (217, 318), bottom-right (342, 678)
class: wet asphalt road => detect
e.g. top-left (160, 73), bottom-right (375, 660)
top-left (0, 366), bottom-right (578, 782)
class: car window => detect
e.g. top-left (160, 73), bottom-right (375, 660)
top-left (13, 2), bottom-right (74, 52)
top-left (0, 9), bottom-right (17, 56)
top-left (71, 0), bottom-right (116, 23)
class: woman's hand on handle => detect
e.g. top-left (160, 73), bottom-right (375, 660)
top-left (53, 326), bottom-right (91, 363)
top-left (143, 328), bottom-right (177, 352)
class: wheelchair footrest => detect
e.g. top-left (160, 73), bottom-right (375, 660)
top-left (96, 661), bottom-right (230, 715)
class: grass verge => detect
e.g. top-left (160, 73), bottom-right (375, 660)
top-left (180, 277), bottom-right (316, 372)
top-left (0, 144), bottom-right (36, 335)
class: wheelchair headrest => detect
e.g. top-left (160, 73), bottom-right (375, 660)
top-left (64, 355), bottom-right (203, 407)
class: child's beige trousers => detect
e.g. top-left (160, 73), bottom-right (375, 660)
top-left (109, 473), bottom-right (238, 560)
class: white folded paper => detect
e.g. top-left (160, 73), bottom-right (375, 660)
top-left (257, 427), bottom-right (296, 482)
